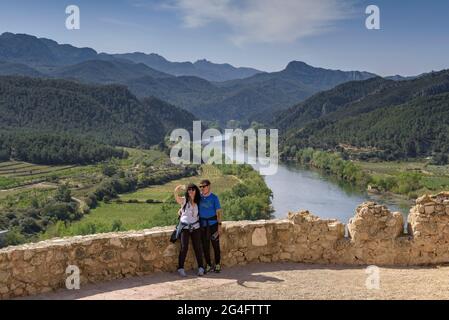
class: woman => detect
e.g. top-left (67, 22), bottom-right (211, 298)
top-left (174, 183), bottom-right (205, 277)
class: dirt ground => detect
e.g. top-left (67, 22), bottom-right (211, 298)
top-left (26, 262), bottom-right (449, 300)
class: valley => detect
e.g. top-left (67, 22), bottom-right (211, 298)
top-left (0, 145), bottom-right (273, 247)
top-left (0, 32), bottom-right (448, 249)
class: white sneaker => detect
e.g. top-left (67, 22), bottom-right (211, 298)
top-left (178, 268), bottom-right (187, 277)
top-left (197, 267), bottom-right (205, 276)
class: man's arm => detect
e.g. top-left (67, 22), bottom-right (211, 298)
top-left (216, 208), bottom-right (223, 223)
top-left (215, 195), bottom-right (222, 223)
top-left (216, 208), bottom-right (223, 235)
top-left (216, 195), bottom-right (223, 234)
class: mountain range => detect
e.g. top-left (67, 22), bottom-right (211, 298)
top-left (0, 32), bottom-right (260, 81)
top-left (1, 32), bottom-right (447, 163)
top-left (275, 70), bottom-right (449, 160)
top-left (0, 32), bottom-right (378, 124)
top-left (112, 53), bottom-right (262, 82)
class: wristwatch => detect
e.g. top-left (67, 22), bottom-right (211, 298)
top-left (218, 221), bottom-right (222, 225)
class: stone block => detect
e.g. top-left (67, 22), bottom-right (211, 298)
top-left (251, 227), bottom-right (268, 247)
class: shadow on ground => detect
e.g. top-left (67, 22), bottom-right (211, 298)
top-left (25, 262), bottom-right (444, 300)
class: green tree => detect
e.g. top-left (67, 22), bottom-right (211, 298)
top-left (54, 185), bottom-right (72, 203)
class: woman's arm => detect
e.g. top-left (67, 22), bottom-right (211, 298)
top-left (174, 185), bottom-right (185, 206)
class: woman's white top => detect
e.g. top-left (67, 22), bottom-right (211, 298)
top-left (180, 200), bottom-right (200, 229)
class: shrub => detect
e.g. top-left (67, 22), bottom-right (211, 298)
top-left (41, 202), bottom-right (77, 222)
top-left (102, 164), bottom-right (118, 177)
top-left (111, 220), bottom-right (124, 232)
top-left (54, 184), bottom-right (72, 203)
top-left (20, 217), bottom-right (42, 234)
top-left (2, 228), bottom-right (26, 247)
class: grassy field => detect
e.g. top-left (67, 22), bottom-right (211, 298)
top-left (120, 165), bottom-right (239, 202)
top-left (53, 202), bottom-right (175, 234)
top-left (357, 160), bottom-right (449, 194)
top-left (43, 165), bottom-right (240, 238)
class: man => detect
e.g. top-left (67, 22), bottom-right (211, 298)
top-left (198, 179), bottom-right (223, 273)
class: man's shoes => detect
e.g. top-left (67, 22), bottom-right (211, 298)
top-left (205, 265), bottom-right (212, 273)
top-left (214, 264), bottom-right (221, 273)
top-left (198, 267), bottom-right (205, 276)
top-left (178, 268), bottom-right (187, 277)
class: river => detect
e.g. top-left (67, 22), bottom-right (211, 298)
top-left (264, 162), bottom-right (411, 222)
top-left (204, 134), bottom-right (411, 223)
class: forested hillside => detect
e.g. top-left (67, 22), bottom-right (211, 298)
top-left (0, 131), bottom-right (127, 165)
top-left (0, 76), bottom-right (196, 164)
top-left (276, 70), bottom-right (449, 161)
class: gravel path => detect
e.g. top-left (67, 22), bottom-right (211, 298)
top-left (28, 263), bottom-right (449, 300)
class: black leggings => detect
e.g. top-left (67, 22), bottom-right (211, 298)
top-left (178, 228), bottom-right (204, 270)
top-left (201, 224), bottom-right (221, 266)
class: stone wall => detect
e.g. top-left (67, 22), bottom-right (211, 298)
top-left (1, 192), bottom-right (449, 299)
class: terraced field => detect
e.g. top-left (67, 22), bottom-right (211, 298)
top-left (0, 148), bottom-right (167, 192)
top-left (0, 161), bottom-right (75, 176)
top-left (0, 161), bottom-right (77, 189)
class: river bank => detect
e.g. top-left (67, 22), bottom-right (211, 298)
top-left (292, 148), bottom-right (449, 198)
top-left (264, 161), bottom-right (411, 223)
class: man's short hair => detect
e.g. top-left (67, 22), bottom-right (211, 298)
top-left (200, 179), bottom-right (211, 186)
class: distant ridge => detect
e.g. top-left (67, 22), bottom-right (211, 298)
top-left (0, 32), bottom-right (386, 124)
top-left (112, 53), bottom-right (263, 82)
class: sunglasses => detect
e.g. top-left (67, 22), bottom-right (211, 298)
top-left (187, 188), bottom-right (196, 191)
top-left (199, 185), bottom-right (209, 189)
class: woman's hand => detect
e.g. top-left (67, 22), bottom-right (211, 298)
top-left (175, 185), bottom-right (185, 192)
top-left (174, 185), bottom-right (186, 205)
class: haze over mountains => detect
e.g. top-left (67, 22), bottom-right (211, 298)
top-left (112, 53), bottom-right (262, 82)
top-left (0, 32), bottom-right (378, 124)
top-left (0, 32), bottom-right (259, 81)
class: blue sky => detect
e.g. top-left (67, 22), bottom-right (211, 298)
top-left (0, 0), bottom-right (448, 76)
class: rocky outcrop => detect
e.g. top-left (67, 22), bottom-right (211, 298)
top-left (1, 192), bottom-right (449, 299)
top-left (348, 203), bottom-right (403, 242)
